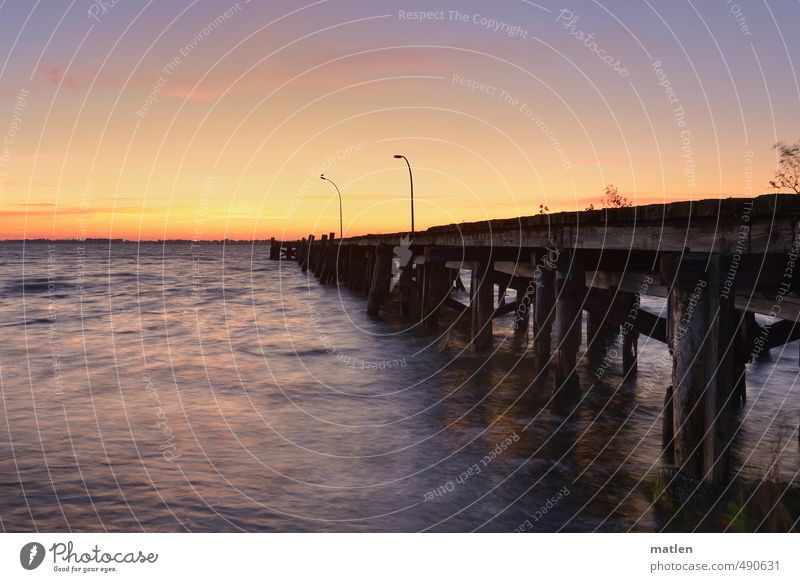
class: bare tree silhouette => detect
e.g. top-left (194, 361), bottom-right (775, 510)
top-left (769, 141), bottom-right (800, 194)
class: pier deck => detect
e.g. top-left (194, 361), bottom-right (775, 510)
top-left (274, 194), bottom-right (800, 487)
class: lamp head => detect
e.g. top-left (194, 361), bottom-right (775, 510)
top-left (320, 174), bottom-right (325, 180)
top-left (393, 154), bottom-right (403, 159)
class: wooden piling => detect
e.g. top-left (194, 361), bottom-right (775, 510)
top-left (586, 293), bottom-right (613, 360)
top-left (301, 234), bottom-right (314, 273)
top-left (513, 280), bottom-right (534, 336)
top-left (663, 386), bottom-right (675, 462)
top-left (665, 254), bottom-right (735, 484)
top-left (298, 238), bottom-right (307, 267)
top-left (319, 233), bottom-right (336, 285)
top-left (620, 291), bottom-right (640, 377)
top-left (399, 257), bottom-right (415, 322)
top-left (533, 249), bottom-right (556, 369)
top-left (554, 251), bottom-right (583, 390)
top-left (702, 256), bottom-right (735, 484)
top-left (733, 309), bottom-right (748, 409)
top-left (422, 248), bottom-right (450, 331)
top-left (363, 246), bottom-right (375, 297)
top-left (667, 259), bottom-right (709, 481)
top-left (366, 245), bottom-right (393, 317)
top-left (313, 234), bottom-right (328, 279)
top-left (470, 250), bottom-right (494, 352)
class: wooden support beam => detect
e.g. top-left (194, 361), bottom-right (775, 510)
top-left (470, 250), bottom-right (494, 352)
top-left (666, 255), bottom-right (736, 484)
top-left (663, 386), bottom-right (675, 462)
top-left (399, 257), bottom-right (415, 322)
top-left (735, 292), bottom-right (800, 321)
top-left (444, 296), bottom-right (469, 314)
top-left (451, 268), bottom-right (467, 292)
top-left (533, 249), bottom-right (556, 370)
top-left (668, 273), bottom-right (709, 480)
top-left (512, 280), bottom-right (534, 335)
top-left (554, 251), bottom-right (583, 391)
top-left (619, 291), bottom-right (640, 377)
top-left (366, 246), bottom-right (393, 318)
top-left (763, 319), bottom-right (800, 350)
top-left (313, 234), bottom-right (328, 278)
top-left (491, 270), bottom-right (529, 292)
top-left (583, 288), bottom-right (667, 343)
top-left (302, 234), bottom-right (314, 273)
top-left (702, 256), bottom-right (735, 484)
top-left (363, 246), bottom-right (374, 297)
top-left (345, 245), bottom-right (354, 290)
top-left (585, 289), bottom-right (615, 359)
top-left (494, 261), bottom-right (538, 279)
top-left (422, 247), bottom-right (451, 332)
top-left (586, 270), bottom-right (668, 298)
top-left (319, 233), bottom-right (335, 284)
top-left (445, 260), bottom-right (474, 270)
top-left (492, 301), bottom-right (517, 319)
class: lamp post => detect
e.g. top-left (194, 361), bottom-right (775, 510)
top-left (393, 154), bottom-right (414, 233)
top-left (319, 173), bottom-right (343, 239)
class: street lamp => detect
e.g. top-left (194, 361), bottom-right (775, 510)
top-left (393, 154), bottom-right (414, 233)
top-left (319, 173), bottom-right (343, 239)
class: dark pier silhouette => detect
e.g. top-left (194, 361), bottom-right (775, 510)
top-left (272, 194), bottom-right (800, 487)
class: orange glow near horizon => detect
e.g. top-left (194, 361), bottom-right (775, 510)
top-left (1, 1), bottom-right (797, 241)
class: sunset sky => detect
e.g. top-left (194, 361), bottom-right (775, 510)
top-left (0, 0), bottom-right (798, 240)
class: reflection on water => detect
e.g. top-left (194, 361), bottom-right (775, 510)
top-left (0, 242), bottom-right (797, 532)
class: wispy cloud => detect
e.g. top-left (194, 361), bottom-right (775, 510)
top-left (38, 64), bottom-right (86, 89)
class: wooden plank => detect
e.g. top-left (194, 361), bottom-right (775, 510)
top-left (734, 293), bottom-right (800, 321)
top-left (494, 261), bottom-right (538, 278)
top-left (585, 270), bottom-right (668, 297)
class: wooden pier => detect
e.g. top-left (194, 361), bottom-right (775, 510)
top-left (274, 194), bottom-right (800, 486)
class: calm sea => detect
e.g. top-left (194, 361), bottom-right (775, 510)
top-left (0, 242), bottom-right (797, 532)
